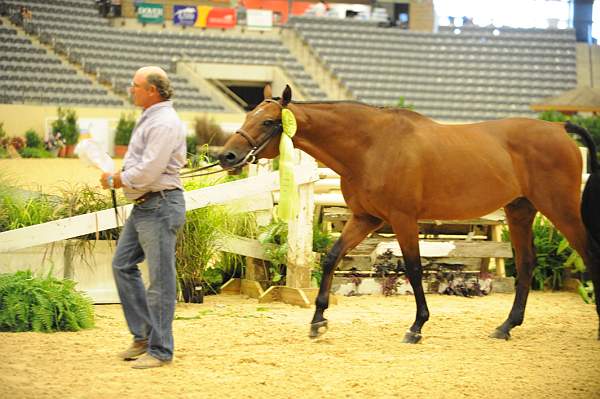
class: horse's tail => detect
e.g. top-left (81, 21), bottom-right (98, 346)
top-left (565, 121), bottom-right (598, 174)
top-left (565, 121), bottom-right (600, 239)
top-left (567, 121), bottom-right (600, 338)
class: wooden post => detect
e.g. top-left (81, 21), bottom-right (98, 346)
top-left (286, 151), bottom-right (316, 289)
top-left (491, 225), bottom-right (506, 277)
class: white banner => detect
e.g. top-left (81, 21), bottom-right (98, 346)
top-left (246, 9), bottom-right (272, 30)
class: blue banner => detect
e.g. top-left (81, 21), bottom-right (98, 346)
top-left (173, 5), bottom-right (198, 26)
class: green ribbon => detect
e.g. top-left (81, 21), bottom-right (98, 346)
top-left (277, 108), bottom-right (299, 221)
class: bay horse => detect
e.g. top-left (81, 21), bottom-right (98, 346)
top-left (219, 85), bottom-right (600, 343)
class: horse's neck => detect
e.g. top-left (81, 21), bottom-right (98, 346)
top-left (291, 103), bottom-right (375, 177)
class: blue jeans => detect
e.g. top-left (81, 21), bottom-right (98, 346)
top-left (112, 189), bottom-right (186, 361)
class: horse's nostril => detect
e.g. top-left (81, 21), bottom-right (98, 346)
top-left (219, 151), bottom-right (238, 166)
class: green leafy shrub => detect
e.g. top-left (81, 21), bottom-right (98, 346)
top-left (0, 194), bottom-right (58, 232)
top-left (114, 112), bottom-right (136, 146)
top-left (186, 134), bottom-right (198, 156)
top-left (0, 270), bottom-right (94, 332)
top-left (176, 178), bottom-right (256, 301)
top-left (52, 107), bottom-right (79, 146)
top-left (503, 215), bottom-right (582, 290)
top-left (0, 122), bottom-right (7, 140)
top-left (25, 129), bottom-right (43, 148)
top-left (258, 220), bottom-right (335, 286)
top-left (258, 221), bottom-right (289, 284)
top-left (19, 147), bottom-right (55, 158)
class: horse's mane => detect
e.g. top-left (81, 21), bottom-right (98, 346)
top-left (283, 99), bottom-right (430, 122)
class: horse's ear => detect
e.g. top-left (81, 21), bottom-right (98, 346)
top-left (282, 85), bottom-right (292, 106)
top-left (263, 84), bottom-right (272, 99)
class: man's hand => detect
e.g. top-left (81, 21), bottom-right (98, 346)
top-left (100, 172), bottom-right (123, 189)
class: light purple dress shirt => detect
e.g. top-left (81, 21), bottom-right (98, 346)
top-left (120, 100), bottom-right (187, 200)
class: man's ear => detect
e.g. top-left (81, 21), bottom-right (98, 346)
top-left (263, 84), bottom-right (272, 99)
top-left (282, 85), bottom-right (292, 106)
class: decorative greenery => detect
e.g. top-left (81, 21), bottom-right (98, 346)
top-left (503, 215), bottom-right (582, 290)
top-left (19, 147), bottom-right (54, 158)
top-left (0, 182), bottom-right (122, 237)
top-left (114, 112), bottom-right (136, 146)
top-left (396, 96), bottom-right (415, 110)
top-left (25, 129), bottom-right (42, 148)
top-left (52, 107), bottom-right (80, 146)
top-left (0, 194), bottom-right (58, 232)
top-left (258, 219), bottom-right (334, 286)
top-left (0, 122), bottom-right (7, 140)
top-left (578, 280), bottom-right (595, 304)
top-left (186, 134), bottom-right (198, 156)
top-left (258, 221), bottom-right (289, 284)
top-left (0, 270), bottom-right (95, 332)
top-left (175, 178), bottom-right (257, 302)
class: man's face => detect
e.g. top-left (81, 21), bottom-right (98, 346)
top-left (129, 73), bottom-right (154, 108)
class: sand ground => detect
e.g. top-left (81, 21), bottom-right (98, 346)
top-left (1, 292), bottom-right (599, 399)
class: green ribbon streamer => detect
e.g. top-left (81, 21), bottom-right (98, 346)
top-left (277, 108), bottom-right (299, 221)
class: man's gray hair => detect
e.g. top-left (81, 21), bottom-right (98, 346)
top-left (146, 73), bottom-right (174, 100)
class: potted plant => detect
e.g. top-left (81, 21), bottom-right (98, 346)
top-left (113, 112), bottom-right (136, 158)
top-left (52, 108), bottom-right (79, 157)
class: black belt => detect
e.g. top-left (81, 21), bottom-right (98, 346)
top-left (133, 188), bottom-right (180, 205)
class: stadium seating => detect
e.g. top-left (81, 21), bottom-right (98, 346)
top-left (0, 23), bottom-right (123, 107)
top-left (1, 0), bottom-right (325, 111)
top-left (288, 16), bottom-right (577, 121)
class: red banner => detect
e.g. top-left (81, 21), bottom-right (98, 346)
top-left (243, 0), bottom-right (312, 24)
top-left (206, 8), bottom-right (237, 29)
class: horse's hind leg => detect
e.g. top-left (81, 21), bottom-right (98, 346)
top-left (491, 198), bottom-right (537, 340)
top-left (390, 217), bottom-right (429, 344)
top-left (309, 214), bottom-right (383, 338)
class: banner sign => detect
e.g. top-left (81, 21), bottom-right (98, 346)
top-left (173, 5), bottom-right (198, 26)
top-left (195, 6), bottom-right (236, 28)
top-left (137, 3), bottom-right (164, 24)
top-left (246, 9), bottom-right (273, 29)
top-left (207, 8), bottom-right (237, 29)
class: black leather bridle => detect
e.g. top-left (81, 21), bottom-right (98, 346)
top-left (230, 99), bottom-right (284, 168)
top-left (179, 99), bottom-right (284, 178)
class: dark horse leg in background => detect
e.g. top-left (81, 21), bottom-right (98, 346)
top-left (491, 198), bottom-right (537, 340)
top-left (310, 214), bottom-right (383, 338)
top-left (582, 172), bottom-right (600, 339)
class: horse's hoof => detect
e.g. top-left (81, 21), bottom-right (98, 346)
top-left (402, 331), bottom-right (422, 344)
top-left (309, 320), bottom-right (328, 339)
top-left (489, 328), bottom-right (511, 340)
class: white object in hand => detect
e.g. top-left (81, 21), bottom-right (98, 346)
top-left (75, 139), bottom-right (115, 173)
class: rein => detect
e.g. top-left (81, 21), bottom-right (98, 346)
top-left (179, 161), bottom-right (224, 179)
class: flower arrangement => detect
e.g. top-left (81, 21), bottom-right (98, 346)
top-left (44, 131), bottom-right (66, 154)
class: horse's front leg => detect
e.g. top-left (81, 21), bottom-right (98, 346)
top-left (391, 218), bottom-right (429, 344)
top-left (309, 214), bottom-right (383, 338)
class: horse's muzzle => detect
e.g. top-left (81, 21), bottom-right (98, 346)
top-left (218, 149), bottom-right (240, 169)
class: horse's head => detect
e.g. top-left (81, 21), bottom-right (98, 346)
top-left (219, 85), bottom-right (292, 172)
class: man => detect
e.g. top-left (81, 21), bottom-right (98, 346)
top-left (100, 66), bottom-right (187, 369)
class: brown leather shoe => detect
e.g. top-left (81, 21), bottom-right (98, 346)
top-left (131, 353), bottom-right (171, 369)
top-left (119, 339), bottom-right (148, 360)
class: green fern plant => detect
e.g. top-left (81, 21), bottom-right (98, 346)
top-left (0, 270), bottom-right (94, 332)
